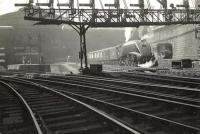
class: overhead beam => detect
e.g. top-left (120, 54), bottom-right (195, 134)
top-left (15, 0), bottom-right (33, 7)
top-left (36, 3), bottom-right (51, 6)
top-left (15, 4), bottom-right (30, 6)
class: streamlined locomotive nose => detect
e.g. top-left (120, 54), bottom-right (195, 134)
top-left (88, 40), bottom-right (152, 66)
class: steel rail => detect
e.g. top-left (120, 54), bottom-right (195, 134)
top-left (124, 71), bottom-right (200, 82)
top-left (9, 77), bottom-right (200, 131)
top-left (0, 81), bottom-right (43, 134)
top-left (5, 77), bottom-right (199, 133)
top-left (56, 88), bottom-right (200, 132)
top-left (4, 77), bottom-right (200, 133)
top-left (44, 76), bottom-right (200, 106)
top-left (50, 75), bottom-right (200, 97)
top-left (39, 84), bottom-right (141, 134)
top-left (1, 78), bottom-right (142, 134)
top-left (3, 77), bottom-right (200, 133)
top-left (119, 72), bottom-right (200, 88)
top-left (30, 77), bottom-right (200, 108)
top-left (64, 75), bottom-right (200, 92)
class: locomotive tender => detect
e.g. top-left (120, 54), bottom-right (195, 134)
top-left (88, 40), bottom-right (152, 66)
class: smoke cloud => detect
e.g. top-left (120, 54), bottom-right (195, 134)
top-left (124, 27), bottom-right (141, 42)
top-left (125, 27), bottom-right (133, 42)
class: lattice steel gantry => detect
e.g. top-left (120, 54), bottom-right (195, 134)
top-left (15, 0), bottom-right (200, 70)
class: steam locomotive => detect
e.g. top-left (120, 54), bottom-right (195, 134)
top-left (88, 40), bottom-right (153, 66)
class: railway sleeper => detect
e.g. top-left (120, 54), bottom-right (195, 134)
top-left (43, 110), bottom-right (79, 119)
top-left (35, 107), bottom-right (78, 116)
top-left (44, 112), bottom-right (88, 124)
top-left (26, 98), bottom-right (65, 105)
top-left (31, 103), bottom-right (72, 110)
top-left (55, 124), bottom-right (110, 134)
top-left (48, 119), bottom-right (97, 131)
top-left (30, 101), bottom-right (68, 108)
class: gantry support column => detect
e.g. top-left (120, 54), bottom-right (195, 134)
top-left (70, 24), bottom-right (89, 70)
top-left (79, 25), bottom-right (89, 70)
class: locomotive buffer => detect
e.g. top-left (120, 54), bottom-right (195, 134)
top-left (15, 0), bottom-right (200, 72)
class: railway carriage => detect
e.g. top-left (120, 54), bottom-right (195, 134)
top-left (88, 40), bottom-right (152, 66)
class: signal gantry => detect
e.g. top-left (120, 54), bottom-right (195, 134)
top-left (15, 0), bottom-right (200, 70)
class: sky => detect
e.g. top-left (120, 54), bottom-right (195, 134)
top-left (0, 0), bottom-right (197, 16)
top-left (0, 0), bottom-right (20, 15)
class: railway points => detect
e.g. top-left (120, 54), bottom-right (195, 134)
top-left (28, 75), bottom-right (200, 106)
top-left (107, 71), bottom-right (200, 88)
top-left (0, 81), bottom-right (40, 134)
top-left (1, 78), bottom-right (140, 134)
top-left (1, 65), bottom-right (200, 133)
top-left (5, 76), bottom-right (199, 134)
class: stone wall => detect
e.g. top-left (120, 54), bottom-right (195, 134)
top-left (196, 0), bottom-right (200, 8)
top-left (145, 25), bottom-right (200, 60)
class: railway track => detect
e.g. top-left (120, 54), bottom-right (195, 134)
top-left (10, 76), bottom-right (200, 134)
top-left (0, 81), bottom-right (40, 134)
top-left (48, 75), bottom-right (200, 106)
top-left (117, 71), bottom-right (200, 89)
top-left (1, 78), bottom-right (140, 134)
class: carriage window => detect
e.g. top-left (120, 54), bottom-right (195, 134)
top-left (95, 53), bottom-right (97, 58)
top-left (97, 53), bottom-right (99, 58)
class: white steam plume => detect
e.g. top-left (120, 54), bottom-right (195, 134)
top-left (138, 55), bottom-right (158, 68)
top-left (125, 27), bottom-right (133, 42)
top-left (138, 60), bottom-right (154, 68)
top-left (61, 25), bottom-right (65, 30)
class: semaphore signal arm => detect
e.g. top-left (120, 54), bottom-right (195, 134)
top-left (15, 0), bottom-right (200, 27)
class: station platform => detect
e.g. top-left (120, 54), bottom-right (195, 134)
top-left (6, 63), bottom-right (80, 75)
top-left (51, 62), bottom-right (80, 74)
